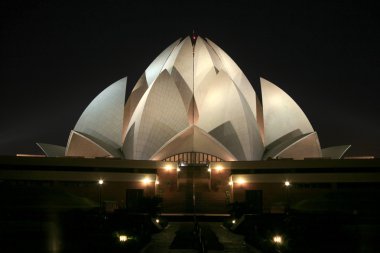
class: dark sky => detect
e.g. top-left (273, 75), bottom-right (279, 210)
top-left (0, 0), bottom-right (379, 157)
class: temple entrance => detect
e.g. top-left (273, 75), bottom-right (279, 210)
top-left (159, 153), bottom-right (229, 214)
top-left (156, 163), bottom-right (228, 214)
top-left (177, 165), bottom-right (211, 213)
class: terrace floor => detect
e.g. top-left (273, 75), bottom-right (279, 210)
top-left (141, 222), bottom-right (260, 253)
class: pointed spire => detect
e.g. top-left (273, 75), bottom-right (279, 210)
top-left (191, 29), bottom-right (198, 46)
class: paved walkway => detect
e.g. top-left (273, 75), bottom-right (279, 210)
top-left (206, 223), bottom-right (260, 253)
top-left (141, 222), bottom-right (260, 253)
top-left (142, 222), bottom-right (196, 253)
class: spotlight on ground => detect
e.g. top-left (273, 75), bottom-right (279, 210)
top-left (119, 235), bottom-right (128, 242)
top-left (273, 235), bottom-right (283, 244)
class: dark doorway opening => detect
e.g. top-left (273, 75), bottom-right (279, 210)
top-left (126, 189), bottom-right (144, 212)
top-left (245, 190), bottom-right (263, 214)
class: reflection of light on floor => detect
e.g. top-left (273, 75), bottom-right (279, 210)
top-left (47, 213), bottom-right (61, 253)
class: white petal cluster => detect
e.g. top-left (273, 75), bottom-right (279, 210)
top-left (38, 36), bottom-right (350, 160)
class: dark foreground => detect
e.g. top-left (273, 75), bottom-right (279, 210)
top-left (227, 212), bottom-right (380, 253)
top-left (0, 208), bottom-right (167, 253)
top-left (1, 210), bottom-right (380, 253)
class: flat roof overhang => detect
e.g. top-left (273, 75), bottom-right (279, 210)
top-left (0, 156), bottom-right (165, 182)
top-left (231, 173), bottom-right (380, 184)
top-left (213, 159), bottom-right (380, 170)
top-left (1, 156), bottom-right (380, 183)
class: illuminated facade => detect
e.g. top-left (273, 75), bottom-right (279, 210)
top-left (2, 35), bottom-right (378, 217)
top-left (37, 36), bottom-right (350, 161)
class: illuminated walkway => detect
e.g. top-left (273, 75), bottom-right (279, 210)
top-left (141, 222), bottom-right (260, 253)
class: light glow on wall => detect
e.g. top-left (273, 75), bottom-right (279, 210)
top-left (215, 165), bottom-right (223, 172)
top-left (142, 177), bottom-right (152, 185)
top-left (164, 164), bottom-right (173, 171)
top-left (236, 178), bottom-right (246, 185)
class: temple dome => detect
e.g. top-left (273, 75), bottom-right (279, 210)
top-left (38, 36), bottom-right (350, 161)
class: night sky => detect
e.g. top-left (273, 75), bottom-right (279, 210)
top-left (0, 0), bottom-right (379, 157)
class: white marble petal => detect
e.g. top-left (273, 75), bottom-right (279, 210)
top-left (36, 143), bottom-right (65, 157)
top-left (66, 130), bottom-right (120, 158)
top-left (197, 70), bottom-right (263, 160)
top-left (150, 125), bottom-right (237, 161)
top-left (261, 77), bottom-right (314, 147)
top-left (206, 38), bottom-right (257, 119)
top-left (322, 145), bottom-right (351, 159)
top-left (145, 39), bottom-right (181, 86)
top-left (74, 77), bottom-right (127, 149)
top-left (275, 132), bottom-right (322, 160)
top-left (124, 70), bottom-right (189, 160)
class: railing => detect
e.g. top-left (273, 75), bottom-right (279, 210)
top-left (163, 152), bottom-right (223, 164)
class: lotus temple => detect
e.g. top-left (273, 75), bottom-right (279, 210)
top-left (0, 35), bottom-right (379, 214)
top-left (38, 35), bottom-right (349, 161)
